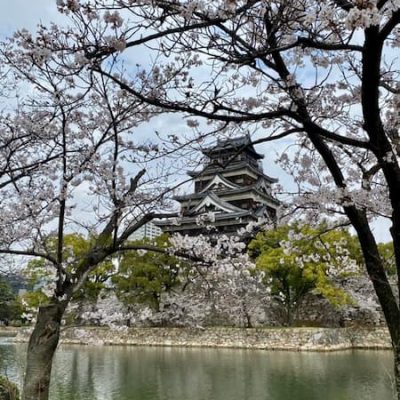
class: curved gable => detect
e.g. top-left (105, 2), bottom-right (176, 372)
top-left (200, 174), bottom-right (239, 193)
top-left (192, 193), bottom-right (243, 214)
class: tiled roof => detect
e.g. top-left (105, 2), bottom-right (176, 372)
top-left (202, 135), bottom-right (264, 159)
top-left (174, 186), bottom-right (280, 206)
top-left (187, 161), bottom-right (277, 183)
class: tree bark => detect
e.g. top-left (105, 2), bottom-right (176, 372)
top-left (346, 208), bottom-right (400, 398)
top-left (22, 303), bottom-right (65, 400)
top-left (394, 345), bottom-right (400, 400)
top-left (285, 302), bottom-right (293, 327)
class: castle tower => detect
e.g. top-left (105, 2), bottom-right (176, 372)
top-left (156, 136), bottom-right (280, 235)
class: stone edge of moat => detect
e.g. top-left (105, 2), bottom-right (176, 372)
top-left (0, 328), bottom-right (18, 337)
top-left (2, 326), bottom-right (393, 352)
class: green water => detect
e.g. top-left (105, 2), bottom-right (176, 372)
top-left (0, 338), bottom-right (396, 399)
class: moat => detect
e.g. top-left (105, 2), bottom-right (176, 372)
top-left (0, 338), bottom-right (395, 400)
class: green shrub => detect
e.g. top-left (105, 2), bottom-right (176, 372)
top-left (0, 376), bottom-right (19, 400)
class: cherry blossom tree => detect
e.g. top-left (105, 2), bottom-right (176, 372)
top-left (30, 0), bottom-right (400, 396)
top-left (2, 0), bottom-right (400, 397)
top-left (0, 29), bottom-right (260, 396)
top-left (80, 233), bottom-right (268, 329)
top-left (169, 233), bottom-right (270, 327)
top-left (0, 36), bottom-right (183, 399)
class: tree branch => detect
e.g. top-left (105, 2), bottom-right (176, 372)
top-left (379, 9), bottom-right (400, 41)
top-left (92, 66), bottom-right (292, 123)
top-left (0, 249), bottom-right (57, 265)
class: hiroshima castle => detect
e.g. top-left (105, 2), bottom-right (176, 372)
top-left (156, 135), bottom-right (280, 236)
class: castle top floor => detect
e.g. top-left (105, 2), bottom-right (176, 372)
top-left (201, 135), bottom-right (264, 171)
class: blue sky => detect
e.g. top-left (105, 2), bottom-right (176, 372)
top-left (0, 0), bottom-right (392, 242)
top-left (0, 1), bottom-right (63, 36)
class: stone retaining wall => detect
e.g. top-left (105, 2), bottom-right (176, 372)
top-left (13, 326), bottom-right (393, 351)
top-left (0, 328), bottom-right (18, 337)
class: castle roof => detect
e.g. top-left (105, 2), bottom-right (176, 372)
top-left (174, 185), bottom-right (280, 206)
top-left (202, 135), bottom-right (264, 160)
top-left (154, 209), bottom-right (254, 227)
top-left (190, 192), bottom-right (244, 214)
top-left (187, 161), bottom-right (278, 183)
top-left (199, 174), bottom-right (241, 192)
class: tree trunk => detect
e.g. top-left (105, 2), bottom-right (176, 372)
top-left (245, 313), bottom-right (253, 328)
top-left (22, 303), bottom-right (65, 400)
top-left (284, 287), bottom-right (293, 326)
top-left (345, 208), bottom-right (400, 398)
top-left (242, 301), bottom-right (253, 328)
top-left (394, 345), bottom-right (400, 400)
top-left (286, 303), bottom-right (293, 327)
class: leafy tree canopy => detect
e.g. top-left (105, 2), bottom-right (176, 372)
top-left (249, 223), bottom-right (361, 325)
top-left (0, 277), bottom-right (22, 324)
top-left (23, 233), bottom-right (114, 307)
top-left (113, 234), bottom-right (187, 312)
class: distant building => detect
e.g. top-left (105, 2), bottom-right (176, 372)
top-left (130, 222), bottom-right (162, 241)
top-left (156, 135), bottom-right (280, 236)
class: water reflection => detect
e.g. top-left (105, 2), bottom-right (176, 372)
top-left (0, 341), bottom-right (396, 400)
